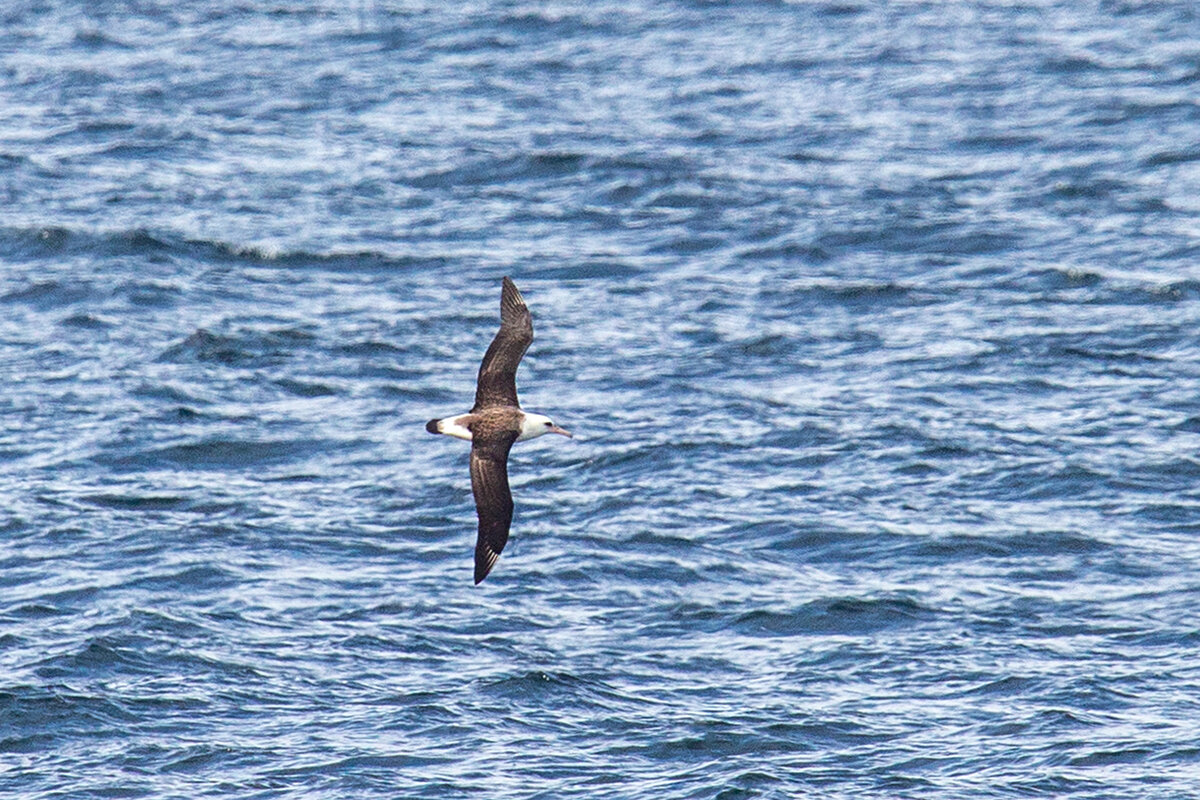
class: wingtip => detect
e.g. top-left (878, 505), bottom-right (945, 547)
top-left (425, 418), bottom-right (440, 434)
top-left (498, 277), bottom-right (529, 326)
top-left (474, 546), bottom-right (500, 584)
top-left (501, 276), bottom-right (516, 299)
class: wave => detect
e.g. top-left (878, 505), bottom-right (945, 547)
top-left (0, 225), bottom-right (447, 274)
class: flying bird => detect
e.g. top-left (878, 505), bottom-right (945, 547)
top-left (426, 277), bottom-right (572, 583)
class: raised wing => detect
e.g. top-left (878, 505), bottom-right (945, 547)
top-left (469, 428), bottom-right (520, 584)
top-left (472, 277), bottom-right (533, 411)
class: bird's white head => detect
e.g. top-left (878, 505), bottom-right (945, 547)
top-left (518, 411), bottom-right (572, 442)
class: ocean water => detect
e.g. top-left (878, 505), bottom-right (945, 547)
top-left (3, 1), bottom-right (1200, 797)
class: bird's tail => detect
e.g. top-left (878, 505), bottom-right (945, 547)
top-left (425, 418), bottom-right (441, 434)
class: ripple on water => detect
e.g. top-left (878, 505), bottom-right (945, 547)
top-left (4, 1), bottom-right (1200, 798)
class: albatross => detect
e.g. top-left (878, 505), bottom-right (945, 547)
top-left (425, 277), bottom-right (572, 583)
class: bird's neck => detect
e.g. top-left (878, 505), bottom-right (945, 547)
top-left (516, 411), bottom-right (551, 442)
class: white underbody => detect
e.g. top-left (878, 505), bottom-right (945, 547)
top-left (435, 410), bottom-right (560, 442)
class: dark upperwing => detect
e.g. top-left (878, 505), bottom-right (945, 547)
top-left (472, 277), bottom-right (533, 411)
top-left (469, 427), bottom-right (520, 584)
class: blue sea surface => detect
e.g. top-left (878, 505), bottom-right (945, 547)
top-left (3, 1), bottom-right (1200, 797)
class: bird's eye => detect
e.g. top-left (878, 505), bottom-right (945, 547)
top-left (544, 422), bottom-right (552, 427)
